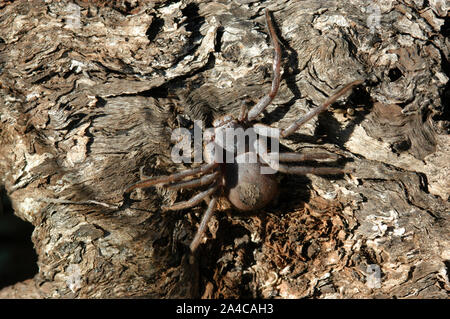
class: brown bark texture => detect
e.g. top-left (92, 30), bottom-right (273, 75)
top-left (0, 0), bottom-right (449, 298)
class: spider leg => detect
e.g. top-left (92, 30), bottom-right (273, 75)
top-left (189, 197), bottom-right (217, 252)
top-left (124, 162), bottom-right (218, 193)
top-left (272, 152), bottom-right (339, 162)
top-left (247, 9), bottom-right (281, 121)
top-left (256, 138), bottom-right (344, 175)
top-left (238, 101), bottom-right (249, 122)
top-left (280, 79), bottom-right (363, 138)
top-left (162, 184), bottom-right (218, 211)
top-left (166, 171), bottom-right (220, 191)
top-left (255, 136), bottom-right (279, 173)
top-left (277, 165), bottom-right (345, 175)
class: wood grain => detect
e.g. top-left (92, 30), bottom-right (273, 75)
top-left (0, 0), bottom-right (448, 298)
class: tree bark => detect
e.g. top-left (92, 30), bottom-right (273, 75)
top-left (0, 0), bottom-right (448, 298)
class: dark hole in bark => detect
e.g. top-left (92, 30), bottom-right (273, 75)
top-left (440, 15), bottom-right (449, 38)
top-left (182, 3), bottom-right (203, 35)
top-left (0, 187), bottom-right (38, 290)
top-left (388, 67), bottom-right (403, 82)
top-left (146, 16), bottom-right (164, 42)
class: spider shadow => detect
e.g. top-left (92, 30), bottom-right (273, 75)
top-left (259, 14), bottom-right (302, 126)
top-left (259, 13), bottom-right (373, 147)
top-left (252, 19), bottom-right (373, 211)
top-left (269, 85), bottom-right (370, 210)
top-left (281, 82), bottom-right (372, 148)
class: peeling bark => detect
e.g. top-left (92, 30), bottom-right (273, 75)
top-left (0, 0), bottom-right (448, 298)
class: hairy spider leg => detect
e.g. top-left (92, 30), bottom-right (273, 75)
top-left (256, 137), bottom-right (344, 175)
top-left (280, 79), bottom-right (364, 138)
top-left (277, 165), bottom-right (346, 175)
top-left (162, 184), bottom-right (218, 211)
top-left (166, 171), bottom-right (220, 191)
top-left (251, 127), bottom-right (339, 163)
top-left (124, 162), bottom-right (218, 193)
top-left (273, 152), bottom-right (339, 162)
top-left (238, 101), bottom-right (249, 122)
top-left (247, 9), bottom-right (282, 121)
top-left (189, 197), bottom-right (217, 252)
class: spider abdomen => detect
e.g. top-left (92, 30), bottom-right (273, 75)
top-left (224, 152), bottom-right (278, 211)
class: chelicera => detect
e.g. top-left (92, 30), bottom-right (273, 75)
top-left (125, 10), bottom-right (363, 253)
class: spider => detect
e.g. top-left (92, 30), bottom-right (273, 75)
top-left (125, 9), bottom-right (363, 253)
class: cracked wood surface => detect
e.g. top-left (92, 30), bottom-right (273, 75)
top-left (0, 0), bottom-right (449, 298)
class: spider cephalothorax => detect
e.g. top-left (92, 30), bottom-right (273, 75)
top-left (125, 9), bottom-right (363, 252)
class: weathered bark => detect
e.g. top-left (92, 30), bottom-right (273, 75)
top-left (0, 0), bottom-right (448, 298)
